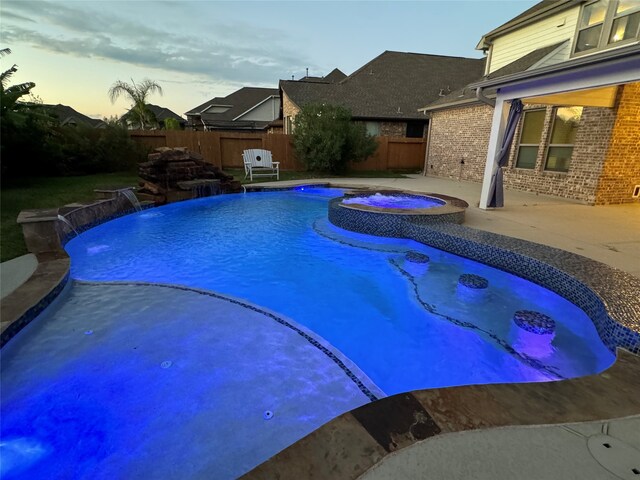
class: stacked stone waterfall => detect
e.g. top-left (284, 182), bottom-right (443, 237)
top-left (138, 147), bottom-right (241, 204)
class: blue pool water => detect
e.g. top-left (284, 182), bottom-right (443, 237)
top-left (61, 189), bottom-right (614, 393)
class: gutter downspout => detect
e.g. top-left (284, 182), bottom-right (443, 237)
top-left (476, 86), bottom-right (496, 107)
top-left (422, 116), bottom-right (432, 176)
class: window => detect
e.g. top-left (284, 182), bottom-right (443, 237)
top-left (406, 121), bottom-right (426, 138)
top-left (365, 121), bottom-right (380, 136)
top-left (515, 110), bottom-right (545, 169)
top-left (609, 0), bottom-right (640, 44)
top-left (574, 0), bottom-right (640, 54)
top-left (285, 116), bottom-right (293, 134)
top-left (544, 107), bottom-right (583, 173)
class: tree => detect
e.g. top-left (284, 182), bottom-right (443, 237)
top-left (292, 103), bottom-right (377, 173)
top-left (0, 48), bottom-right (36, 128)
top-left (163, 117), bottom-right (181, 130)
top-left (108, 78), bottom-right (163, 130)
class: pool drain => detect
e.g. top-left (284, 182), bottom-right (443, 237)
top-left (160, 361), bottom-right (173, 369)
top-left (263, 410), bottom-right (274, 420)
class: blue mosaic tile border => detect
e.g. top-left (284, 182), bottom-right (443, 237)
top-left (76, 280), bottom-right (380, 402)
top-left (1, 271), bottom-right (70, 348)
top-left (328, 198), bottom-right (465, 235)
top-left (326, 201), bottom-right (640, 354)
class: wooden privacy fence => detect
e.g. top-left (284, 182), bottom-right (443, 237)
top-left (130, 131), bottom-right (426, 172)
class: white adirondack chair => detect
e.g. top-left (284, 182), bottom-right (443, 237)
top-left (242, 149), bottom-right (280, 181)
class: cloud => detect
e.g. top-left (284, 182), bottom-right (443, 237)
top-left (1, 1), bottom-right (316, 86)
top-left (0, 10), bottom-right (36, 23)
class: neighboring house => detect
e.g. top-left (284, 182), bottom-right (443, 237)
top-left (45, 104), bottom-right (106, 128)
top-left (121, 104), bottom-right (186, 130)
top-left (280, 52), bottom-right (485, 138)
top-left (421, 0), bottom-right (640, 206)
top-left (185, 87), bottom-right (280, 131)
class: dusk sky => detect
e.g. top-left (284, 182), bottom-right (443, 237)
top-left (1, 0), bottom-right (538, 119)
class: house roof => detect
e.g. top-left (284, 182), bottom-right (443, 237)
top-left (146, 104), bottom-right (186, 124)
top-left (476, 0), bottom-right (578, 49)
top-left (296, 68), bottom-right (346, 84)
top-left (281, 51), bottom-right (485, 120)
top-left (185, 87), bottom-right (279, 123)
top-left (421, 42), bottom-right (567, 112)
top-left (45, 104), bottom-right (105, 128)
top-left (324, 68), bottom-right (347, 83)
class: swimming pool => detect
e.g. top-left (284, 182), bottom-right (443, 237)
top-left (61, 188), bottom-right (614, 394)
top-left (1, 187), bottom-right (621, 479)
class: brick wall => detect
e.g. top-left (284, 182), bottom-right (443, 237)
top-left (502, 104), bottom-right (616, 203)
top-left (595, 82), bottom-right (640, 205)
top-left (281, 91), bottom-right (300, 133)
top-left (379, 121), bottom-right (406, 137)
top-left (427, 98), bottom-right (625, 204)
top-left (427, 104), bottom-right (493, 182)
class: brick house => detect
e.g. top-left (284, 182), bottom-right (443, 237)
top-left (279, 51), bottom-right (485, 139)
top-left (421, 0), bottom-right (640, 206)
top-left (185, 87), bottom-right (280, 132)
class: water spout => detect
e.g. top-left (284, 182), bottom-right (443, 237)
top-left (119, 189), bottom-right (142, 212)
top-left (56, 214), bottom-right (79, 237)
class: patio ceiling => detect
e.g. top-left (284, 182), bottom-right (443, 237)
top-left (523, 85), bottom-right (618, 108)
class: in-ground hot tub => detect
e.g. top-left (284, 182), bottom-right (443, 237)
top-left (329, 190), bottom-right (468, 237)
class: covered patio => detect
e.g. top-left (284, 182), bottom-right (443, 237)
top-left (472, 44), bottom-right (640, 209)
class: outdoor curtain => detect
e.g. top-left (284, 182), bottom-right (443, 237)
top-left (487, 98), bottom-right (524, 208)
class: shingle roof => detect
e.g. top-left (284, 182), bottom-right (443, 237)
top-left (281, 51), bottom-right (485, 120)
top-left (146, 104), bottom-right (186, 124)
top-left (297, 68), bottom-right (346, 84)
top-left (324, 68), bottom-right (347, 83)
top-left (45, 104), bottom-right (105, 128)
top-left (421, 42), bottom-right (566, 111)
top-left (185, 87), bottom-right (279, 121)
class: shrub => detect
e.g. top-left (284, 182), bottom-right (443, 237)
top-left (292, 103), bottom-right (377, 173)
top-left (164, 118), bottom-right (181, 130)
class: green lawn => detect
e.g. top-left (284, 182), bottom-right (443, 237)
top-left (1, 169), bottom-right (411, 262)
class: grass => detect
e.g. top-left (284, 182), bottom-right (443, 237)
top-left (1, 169), bottom-right (413, 262)
top-left (1, 172), bottom-right (138, 262)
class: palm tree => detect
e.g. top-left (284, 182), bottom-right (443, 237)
top-left (1, 48), bottom-right (37, 125)
top-left (108, 78), bottom-right (163, 130)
